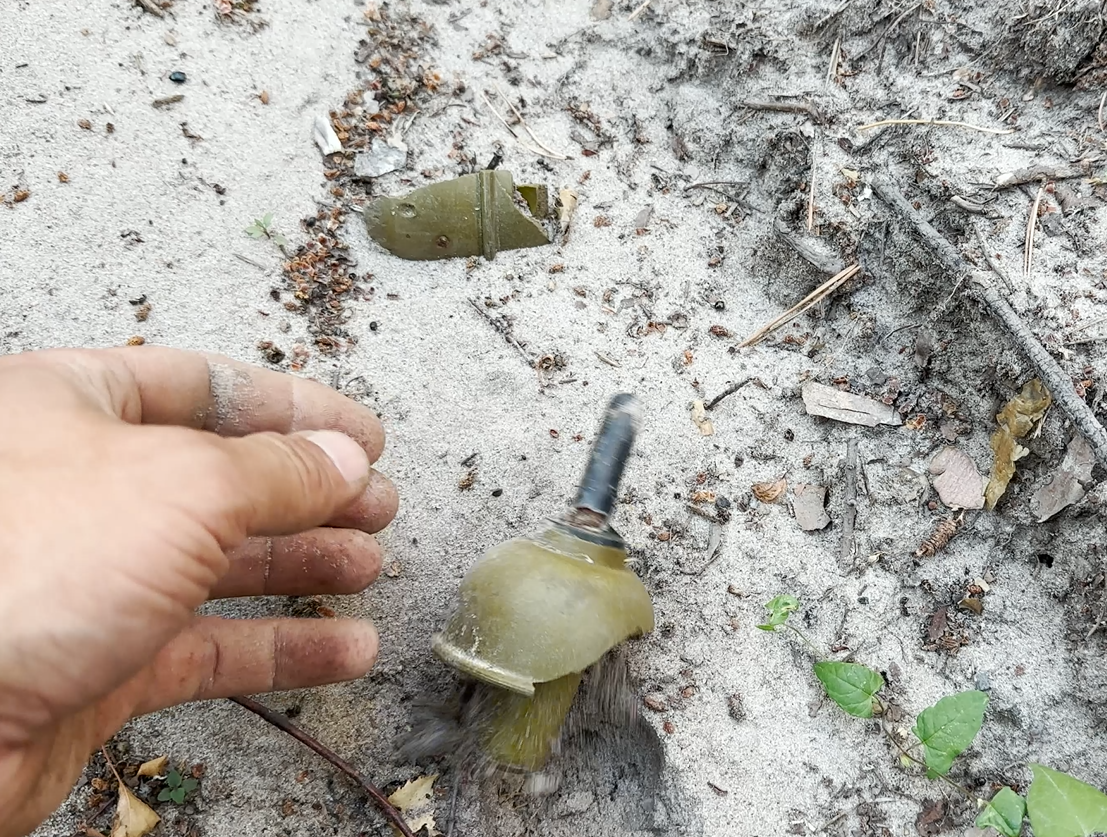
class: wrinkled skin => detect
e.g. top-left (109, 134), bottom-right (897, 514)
top-left (0, 346), bottom-right (399, 837)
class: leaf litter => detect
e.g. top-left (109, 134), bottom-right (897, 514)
top-left (388, 774), bottom-right (440, 836)
top-left (1031, 433), bottom-right (1094, 522)
top-left (801, 381), bottom-right (901, 428)
top-left (984, 379), bottom-right (1052, 510)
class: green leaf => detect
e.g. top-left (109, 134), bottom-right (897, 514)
top-left (157, 788), bottom-right (173, 802)
top-left (171, 787), bottom-right (186, 804)
top-left (756, 594), bottom-right (800, 631)
top-left (1027, 763), bottom-right (1107, 837)
top-left (181, 778), bottom-right (199, 793)
top-left (244, 223), bottom-right (265, 238)
top-left (261, 212), bottom-right (274, 228)
top-left (975, 787), bottom-right (1026, 837)
top-left (911, 690), bottom-right (987, 776)
top-left (165, 769), bottom-right (182, 789)
top-left (813, 661), bottom-right (884, 718)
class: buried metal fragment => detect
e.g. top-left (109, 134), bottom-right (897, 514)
top-left (362, 169), bottom-right (551, 261)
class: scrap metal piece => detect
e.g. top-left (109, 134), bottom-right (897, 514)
top-left (363, 169), bottom-right (551, 261)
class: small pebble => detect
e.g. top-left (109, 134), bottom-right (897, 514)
top-left (491, 488), bottom-right (503, 497)
top-left (369, 321), bottom-right (379, 331)
top-left (714, 495), bottom-right (731, 510)
top-left (975, 671), bottom-right (991, 691)
top-left (169, 70), bottom-right (187, 84)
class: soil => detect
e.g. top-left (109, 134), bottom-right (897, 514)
top-left (5, 0), bottom-right (1107, 835)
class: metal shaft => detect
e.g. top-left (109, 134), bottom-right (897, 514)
top-left (571, 393), bottom-right (641, 520)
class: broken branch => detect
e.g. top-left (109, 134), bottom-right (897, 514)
top-left (858, 118), bottom-right (1015, 136)
top-left (871, 173), bottom-right (1107, 471)
top-left (739, 264), bottom-right (860, 348)
top-left (229, 696), bottom-right (416, 837)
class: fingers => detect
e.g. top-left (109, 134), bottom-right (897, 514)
top-left (214, 529), bottom-right (382, 598)
top-left (135, 616), bottom-right (379, 716)
top-left (60, 345), bottom-right (385, 459)
top-left (201, 430), bottom-right (374, 538)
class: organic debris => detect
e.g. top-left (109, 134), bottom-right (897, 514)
top-left (1032, 433), bottom-right (1094, 522)
top-left (793, 483), bottom-right (830, 531)
top-left (915, 515), bottom-right (964, 558)
top-left (363, 170), bottom-right (550, 261)
top-left (135, 756), bottom-right (168, 778)
top-left (354, 138), bottom-right (408, 178)
top-left (690, 399), bottom-right (714, 435)
top-left (557, 187), bottom-right (579, 240)
top-left (312, 114), bottom-right (343, 155)
top-left (929, 447), bottom-right (985, 510)
top-left (752, 477), bottom-right (787, 504)
top-left (387, 774), bottom-right (440, 837)
top-left (102, 750), bottom-right (159, 837)
top-left (801, 381), bottom-right (901, 427)
top-left (984, 379), bottom-right (1052, 510)
top-left (740, 264), bottom-right (860, 347)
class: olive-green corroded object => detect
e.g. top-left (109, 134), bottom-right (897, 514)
top-left (362, 169), bottom-right (551, 261)
top-left (431, 393), bottom-right (653, 771)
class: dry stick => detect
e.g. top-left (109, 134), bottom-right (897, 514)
top-left (468, 298), bottom-right (535, 368)
top-left (135, 0), bottom-right (165, 17)
top-left (993, 162), bottom-right (1093, 189)
top-left (871, 173), bottom-right (1107, 471)
top-left (839, 438), bottom-right (859, 565)
top-left (627, 0), bottom-right (651, 20)
top-left (1099, 91), bottom-right (1106, 133)
top-left (229, 696), bottom-right (416, 837)
top-left (857, 118), bottom-right (1015, 136)
top-left (854, 1), bottom-right (922, 61)
top-left (807, 130), bottom-right (819, 231)
top-left (492, 83), bottom-right (569, 160)
top-left (705, 377), bottom-right (754, 410)
top-left (971, 224), bottom-right (1016, 295)
top-left (1024, 182), bottom-right (1045, 277)
top-left (826, 36), bottom-right (841, 83)
top-left (478, 91), bottom-right (560, 160)
top-left (739, 264), bottom-right (860, 348)
top-left (736, 99), bottom-right (823, 123)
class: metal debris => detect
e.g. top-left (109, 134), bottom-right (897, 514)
top-left (363, 170), bottom-right (551, 261)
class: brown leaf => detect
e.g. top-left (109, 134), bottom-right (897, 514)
top-left (110, 785), bottom-right (160, 837)
top-left (793, 483), bottom-right (830, 530)
top-left (928, 447), bottom-right (985, 510)
top-left (801, 381), bottom-right (900, 427)
top-left (984, 379), bottom-right (1051, 510)
top-left (752, 477), bottom-right (786, 504)
top-left (915, 798), bottom-right (946, 836)
top-left (136, 756), bottom-right (167, 778)
top-left (926, 606), bottom-right (949, 643)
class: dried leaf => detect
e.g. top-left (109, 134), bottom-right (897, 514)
top-left (388, 774), bottom-right (440, 837)
top-left (752, 477), bottom-right (786, 504)
top-left (801, 381), bottom-right (901, 427)
top-left (1032, 433), bottom-right (1094, 522)
top-left (136, 756), bottom-right (168, 778)
top-left (928, 447), bottom-right (985, 510)
top-left (110, 786), bottom-right (160, 837)
top-left (984, 379), bottom-right (1051, 510)
top-left (915, 798), bottom-right (947, 836)
top-left (793, 483), bottom-right (830, 530)
top-left (690, 399), bottom-right (714, 436)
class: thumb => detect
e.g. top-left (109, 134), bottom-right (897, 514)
top-left (209, 429), bottom-right (371, 538)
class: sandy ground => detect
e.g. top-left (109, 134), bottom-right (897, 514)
top-left (6, 0), bottom-right (1107, 835)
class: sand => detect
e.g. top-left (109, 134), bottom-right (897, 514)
top-left (5, 0), bottom-right (1107, 835)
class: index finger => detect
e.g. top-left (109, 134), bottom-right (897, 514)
top-left (91, 346), bottom-right (384, 462)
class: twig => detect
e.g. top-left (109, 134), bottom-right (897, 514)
top-left (773, 216), bottom-right (844, 275)
top-left (839, 438), bottom-right (858, 565)
top-left (826, 37), bottom-right (841, 83)
top-left (1024, 182), bottom-right (1045, 277)
top-left (233, 252), bottom-right (267, 271)
top-left (854, 2), bottom-right (922, 61)
top-left (478, 92), bottom-right (564, 160)
top-left (492, 83), bottom-right (569, 160)
top-left (1099, 91), bottom-right (1106, 133)
top-left (739, 264), bottom-right (861, 348)
top-left (993, 161), bottom-right (1093, 189)
top-left (135, 0), bottom-right (164, 17)
top-left (627, 0), bottom-right (652, 20)
top-left (807, 130), bottom-right (819, 231)
top-left (871, 173), bottom-right (1107, 471)
top-left (705, 377), bottom-right (753, 410)
top-left (686, 504), bottom-right (725, 525)
top-left (229, 696), bottom-right (416, 837)
top-left (736, 99), bottom-right (823, 123)
top-left (468, 298), bottom-right (535, 368)
top-left (684, 181), bottom-right (748, 203)
top-left (857, 118), bottom-right (1015, 136)
top-left (595, 350), bottom-right (621, 367)
top-left (971, 225), bottom-right (1015, 295)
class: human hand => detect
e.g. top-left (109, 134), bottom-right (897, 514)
top-left (0, 346), bottom-right (398, 837)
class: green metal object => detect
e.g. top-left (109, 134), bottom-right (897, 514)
top-left (362, 169), bottom-right (551, 261)
top-left (431, 393), bottom-right (654, 771)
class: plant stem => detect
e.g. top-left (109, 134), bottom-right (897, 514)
top-left (784, 624), bottom-right (824, 659)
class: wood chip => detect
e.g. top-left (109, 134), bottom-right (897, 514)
top-left (793, 483), bottom-right (830, 530)
top-left (690, 399), bottom-right (714, 435)
top-left (801, 381), bottom-right (901, 427)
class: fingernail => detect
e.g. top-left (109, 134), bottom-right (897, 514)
top-left (304, 430), bottom-right (371, 484)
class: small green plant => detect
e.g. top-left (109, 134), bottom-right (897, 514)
top-left (759, 594), bottom-right (1107, 837)
top-left (244, 212), bottom-right (289, 249)
top-left (157, 768), bottom-right (199, 805)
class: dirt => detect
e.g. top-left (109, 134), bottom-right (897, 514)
top-left (6, 0), bottom-right (1107, 835)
